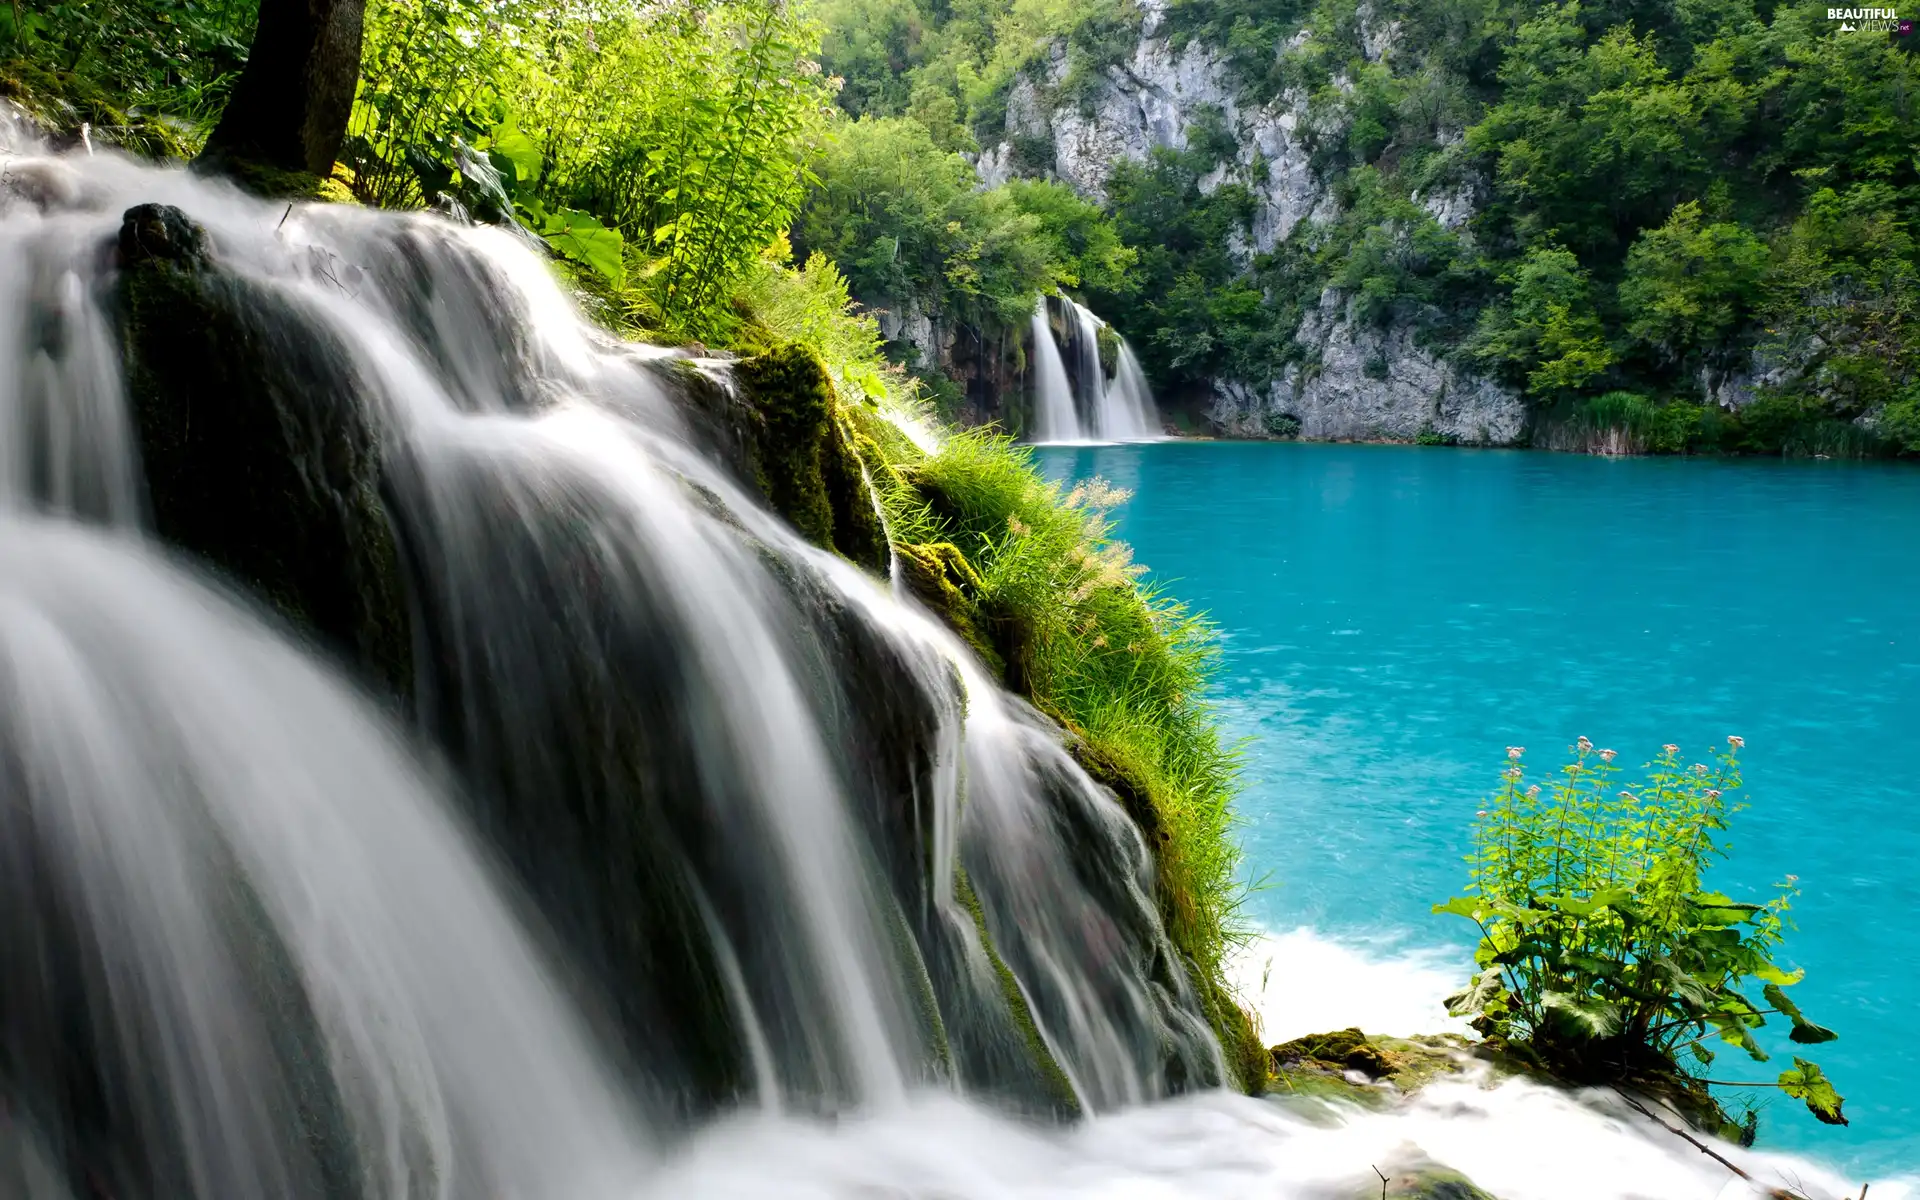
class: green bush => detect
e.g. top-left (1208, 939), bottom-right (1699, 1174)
top-left (1437, 738), bottom-right (1846, 1128)
top-left (346, 0), bottom-right (833, 340)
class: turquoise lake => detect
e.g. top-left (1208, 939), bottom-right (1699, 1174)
top-left (1036, 441), bottom-right (1920, 1179)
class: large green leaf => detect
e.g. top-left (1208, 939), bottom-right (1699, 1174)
top-left (486, 120), bottom-right (543, 188)
top-left (541, 209), bottom-right (625, 285)
top-left (1778, 1058), bottom-right (1847, 1125)
top-left (1444, 967), bottom-right (1507, 1017)
top-left (1543, 990), bottom-right (1622, 1039)
top-left (1763, 983), bottom-right (1839, 1045)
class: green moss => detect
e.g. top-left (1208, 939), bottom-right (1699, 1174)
top-left (954, 866), bottom-right (1082, 1118)
top-left (733, 343), bottom-right (889, 572)
top-left (205, 156), bottom-right (360, 202)
top-left (1271, 1027), bottom-right (1396, 1078)
top-left (0, 59), bottom-right (194, 158)
top-left (894, 540), bottom-right (1004, 672)
top-left (1266, 1031), bottom-right (1487, 1119)
top-left (1095, 321), bottom-right (1120, 378)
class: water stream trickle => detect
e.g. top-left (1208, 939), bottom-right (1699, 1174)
top-left (0, 117), bottom-right (1893, 1200)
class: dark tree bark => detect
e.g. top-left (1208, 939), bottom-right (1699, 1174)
top-left (199, 0), bottom-right (365, 175)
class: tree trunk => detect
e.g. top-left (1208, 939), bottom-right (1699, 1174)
top-left (199, 0), bottom-right (365, 175)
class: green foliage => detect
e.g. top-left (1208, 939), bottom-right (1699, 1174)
top-left (0, 0), bottom-right (253, 135)
top-left (1003, 179), bottom-right (1138, 296)
top-left (1099, 147), bottom-right (1274, 385)
top-left (1437, 738), bottom-right (1846, 1127)
top-left (1564, 391), bottom-right (1705, 455)
top-left (1621, 202), bottom-right (1769, 364)
top-left (816, 0), bottom-right (1141, 137)
top-left (347, 0), bottom-right (833, 340)
top-left (794, 116), bottom-right (1064, 331)
top-left (1468, 247), bottom-right (1613, 400)
top-left (1759, 183), bottom-right (1920, 423)
top-left (732, 241), bottom-right (897, 405)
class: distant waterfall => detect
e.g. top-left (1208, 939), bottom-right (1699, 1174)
top-left (1025, 294), bottom-right (1162, 444)
top-left (1027, 294), bottom-right (1079, 443)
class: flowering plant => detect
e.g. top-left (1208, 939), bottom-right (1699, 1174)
top-left (1436, 739), bottom-right (1845, 1127)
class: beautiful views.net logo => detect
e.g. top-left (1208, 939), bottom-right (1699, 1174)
top-left (1826, 6), bottom-right (1912, 31)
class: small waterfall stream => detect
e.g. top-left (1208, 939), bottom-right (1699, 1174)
top-left (1026, 294), bottom-right (1162, 444)
top-left (0, 119), bottom-right (1889, 1200)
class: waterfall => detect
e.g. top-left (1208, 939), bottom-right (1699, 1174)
top-left (1027, 294), bottom-right (1079, 443)
top-left (0, 119), bottom-right (1886, 1200)
top-left (1025, 295), bottom-right (1162, 444)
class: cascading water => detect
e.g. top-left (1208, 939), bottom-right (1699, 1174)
top-left (0, 112), bottom-right (1892, 1200)
top-left (1026, 294), bottom-right (1161, 444)
top-left (1028, 294), bottom-right (1080, 444)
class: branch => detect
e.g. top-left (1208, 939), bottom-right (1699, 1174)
top-left (1610, 1086), bottom-right (1759, 1186)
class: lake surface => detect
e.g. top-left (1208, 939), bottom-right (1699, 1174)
top-left (1036, 441), bottom-right (1920, 1179)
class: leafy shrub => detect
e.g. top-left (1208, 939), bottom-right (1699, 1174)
top-left (1263, 410), bottom-right (1302, 438)
top-left (347, 0), bottom-right (832, 339)
top-left (1437, 738), bottom-right (1845, 1127)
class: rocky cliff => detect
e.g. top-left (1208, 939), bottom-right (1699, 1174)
top-left (984, 0), bottom-right (1526, 443)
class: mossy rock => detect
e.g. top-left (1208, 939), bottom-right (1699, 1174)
top-left (732, 343), bottom-right (889, 572)
top-left (113, 203), bottom-right (412, 694)
top-left (1267, 1031), bottom-right (1484, 1116)
top-left (201, 156), bottom-right (359, 202)
top-left (1095, 322), bottom-right (1120, 378)
top-left (1273, 1027), bottom-right (1396, 1078)
top-left (1362, 1154), bottom-right (1499, 1200)
top-left (894, 540), bottom-right (1002, 671)
top-left (0, 59), bottom-right (194, 159)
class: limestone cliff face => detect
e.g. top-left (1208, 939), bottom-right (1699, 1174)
top-left (988, 0), bottom-right (1526, 443)
top-left (1002, 1), bottom-right (1327, 253)
top-left (1212, 292), bottom-right (1525, 444)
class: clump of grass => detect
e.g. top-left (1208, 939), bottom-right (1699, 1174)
top-left (873, 430), bottom-right (1248, 1035)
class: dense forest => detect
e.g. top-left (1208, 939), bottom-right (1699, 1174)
top-left (815, 0), bottom-right (1920, 453)
top-left (3, 0), bottom-right (1916, 453)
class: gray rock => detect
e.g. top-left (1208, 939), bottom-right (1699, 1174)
top-left (1209, 291), bottom-right (1524, 444)
top-left (997, 11), bottom-right (1528, 441)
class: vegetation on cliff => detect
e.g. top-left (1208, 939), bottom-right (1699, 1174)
top-left (813, 0), bottom-right (1920, 456)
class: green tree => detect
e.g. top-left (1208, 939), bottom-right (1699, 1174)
top-left (1620, 201), bottom-right (1768, 364)
top-left (793, 116), bottom-right (1060, 329)
top-left (1003, 179), bottom-right (1137, 296)
top-left (1761, 184), bottom-right (1920, 422)
top-left (1469, 246), bottom-right (1614, 399)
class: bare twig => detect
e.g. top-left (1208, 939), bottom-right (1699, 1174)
top-left (1373, 1164), bottom-right (1389, 1200)
top-left (1612, 1086), bottom-right (1755, 1183)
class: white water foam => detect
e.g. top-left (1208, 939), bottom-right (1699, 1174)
top-left (642, 1081), bottom-right (1893, 1200)
top-left (1230, 927), bottom-right (1471, 1044)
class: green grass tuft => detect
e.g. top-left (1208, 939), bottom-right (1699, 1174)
top-left (869, 428), bottom-right (1256, 1075)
